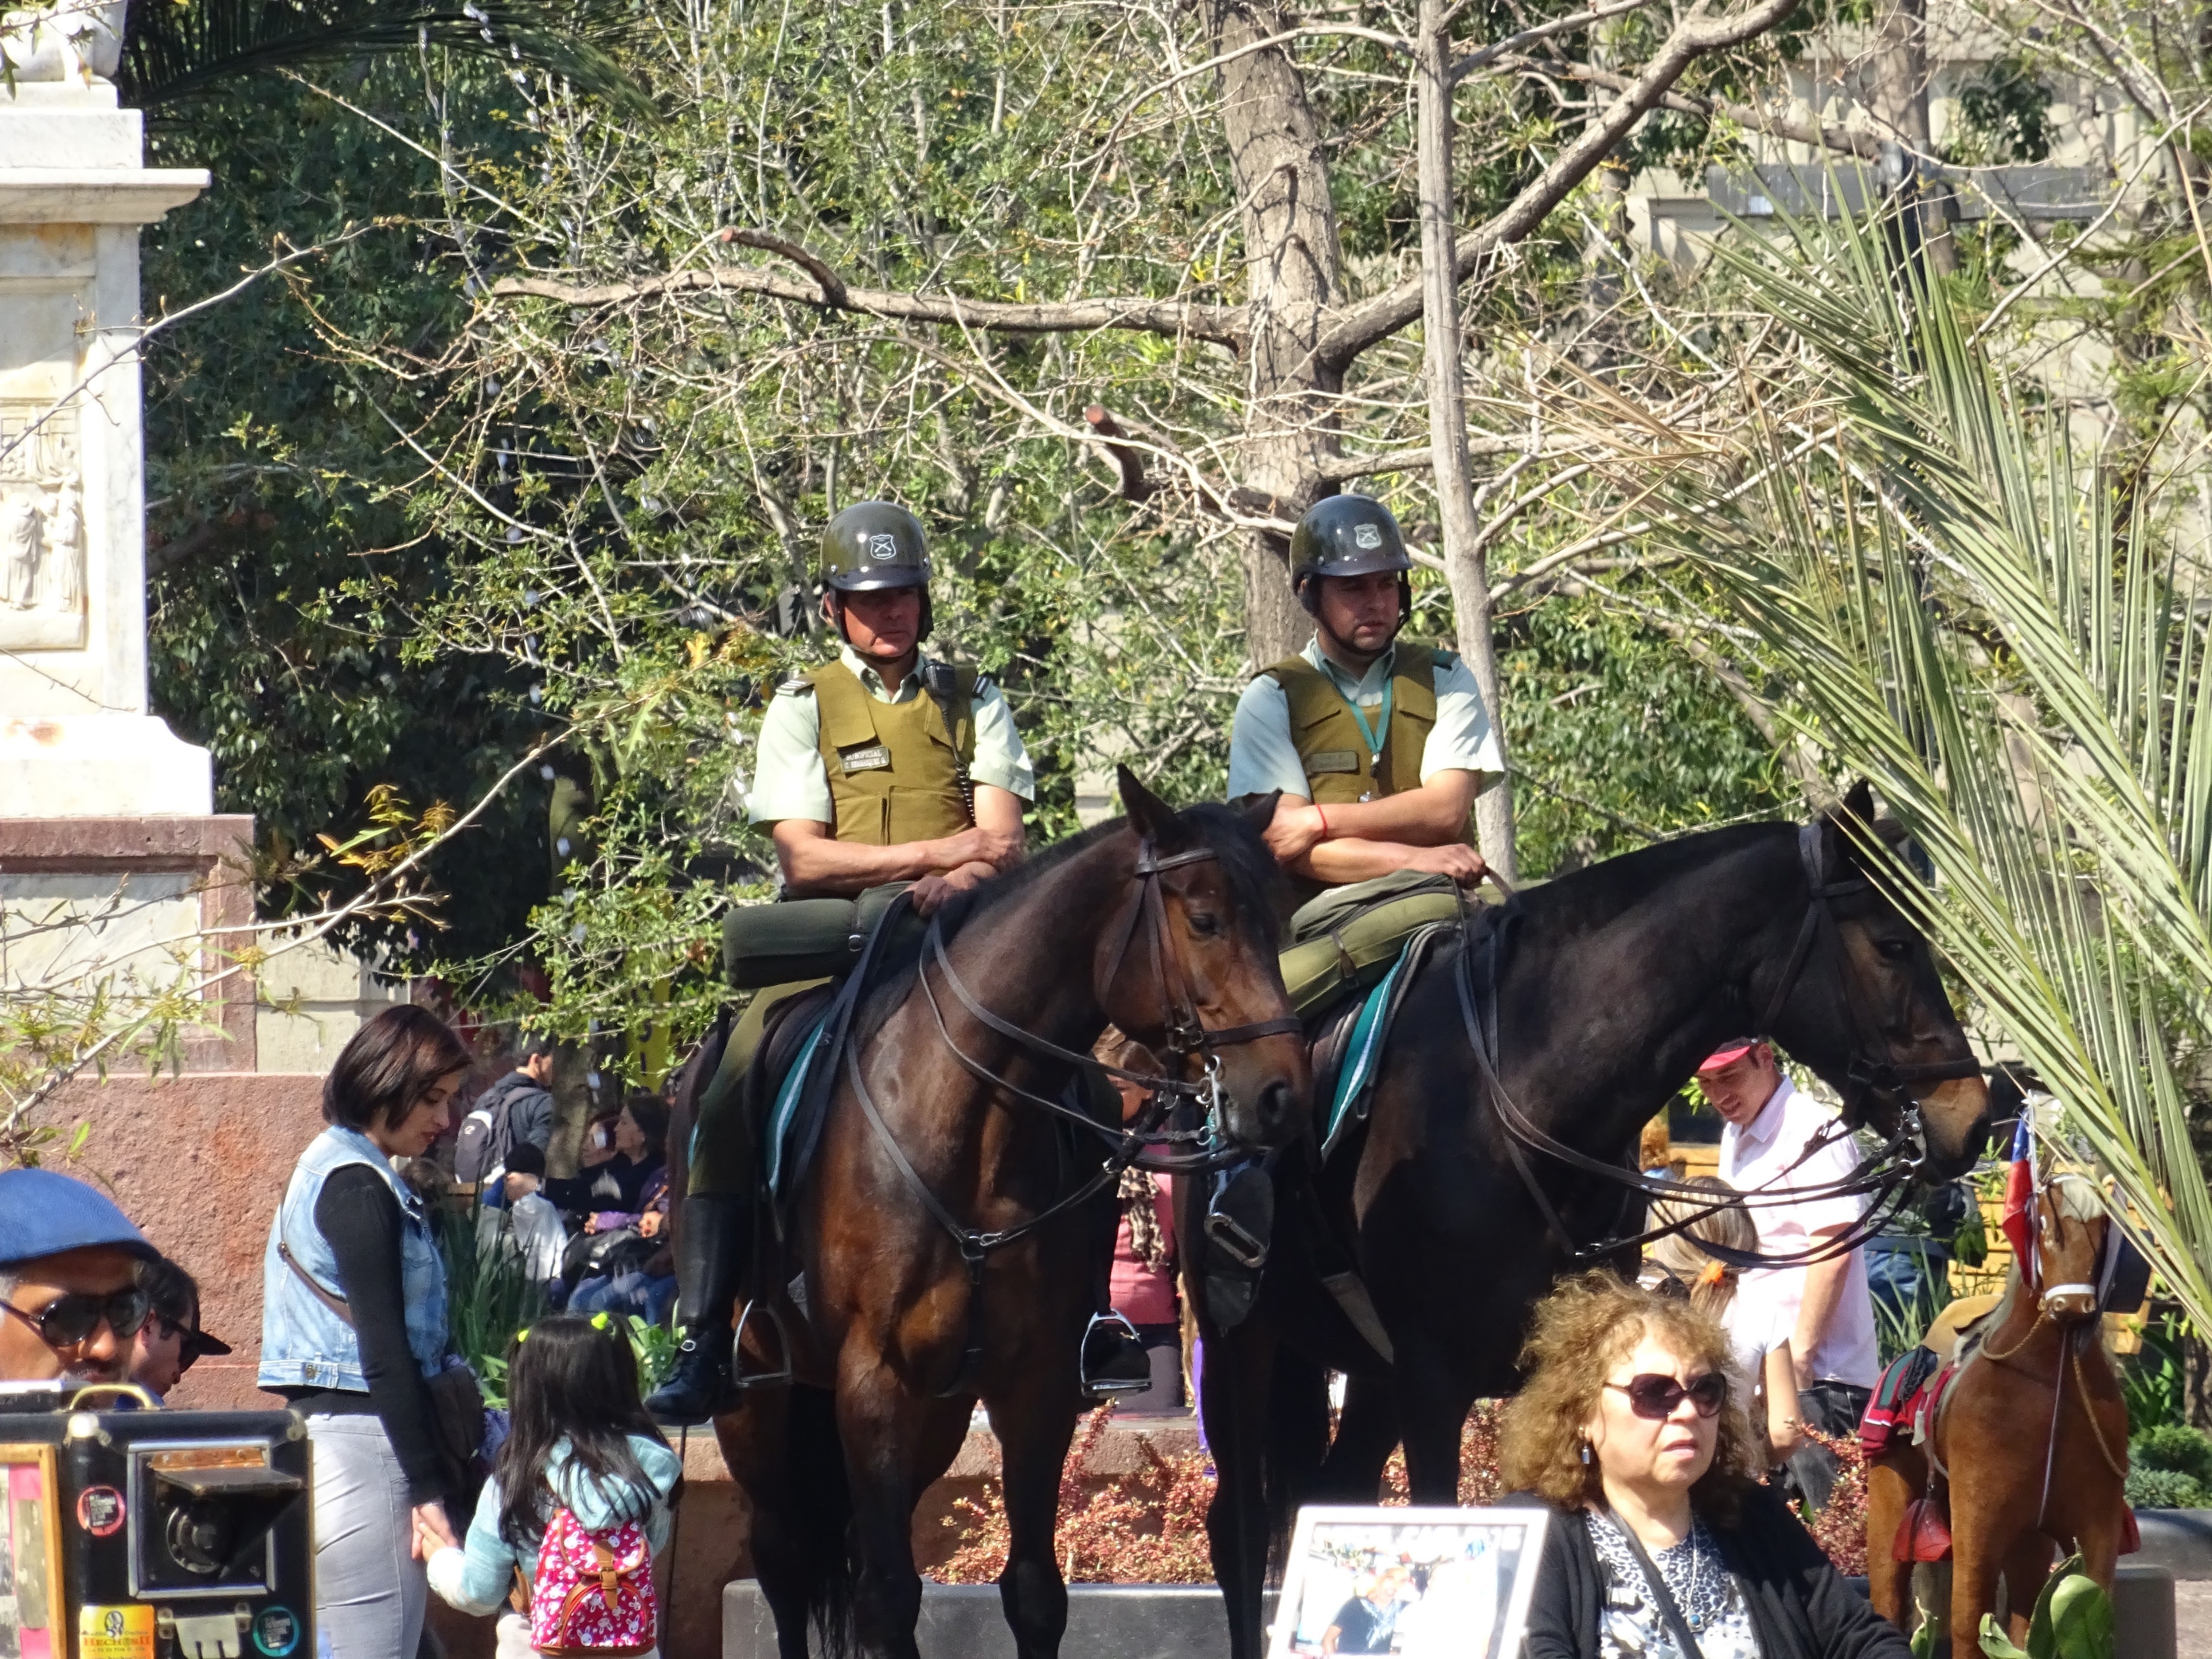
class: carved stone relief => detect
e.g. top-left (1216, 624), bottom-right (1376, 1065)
top-left (0, 398), bottom-right (84, 649)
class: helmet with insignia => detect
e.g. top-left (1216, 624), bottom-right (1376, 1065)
top-left (1289, 495), bottom-right (1412, 617)
top-left (822, 501), bottom-right (931, 592)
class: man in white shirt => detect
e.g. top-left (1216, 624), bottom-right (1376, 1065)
top-left (1700, 1037), bottom-right (1879, 1510)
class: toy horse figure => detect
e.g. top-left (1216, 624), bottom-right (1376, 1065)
top-left (1866, 1171), bottom-right (2136, 1657)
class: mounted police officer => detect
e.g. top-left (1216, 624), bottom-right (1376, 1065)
top-left (1229, 494), bottom-right (1503, 889)
top-left (646, 501), bottom-right (1149, 1424)
top-left (1200, 496), bottom-right (1505, 1318)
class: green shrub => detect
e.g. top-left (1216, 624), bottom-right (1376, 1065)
top-left (435, 1206), bottom-right (548, 1409)
top-left (2123, 1466), bottom-right (2205, 1510)
top-left (2133, 1423), bottom-right (2212, 1482)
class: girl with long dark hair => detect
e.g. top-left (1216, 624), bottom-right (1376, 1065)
top-left (424, 1315), bottom-right (682, 1659)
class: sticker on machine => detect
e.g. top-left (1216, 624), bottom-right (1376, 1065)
top-left (253, 1607), bottom-right (302, 1658)
top-left (80, 1605), bottom-right (155, 1659)
top-left (75, 1485), bottom-right (126, 1536)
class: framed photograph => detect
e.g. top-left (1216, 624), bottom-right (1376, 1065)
top-left (1270, 1506), bottom-right (1551, 1659)
top-left (0, 1444), bottom-right (63, 1659)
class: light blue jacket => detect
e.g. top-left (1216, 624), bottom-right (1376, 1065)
top-left (428, 1434), bottom-right (684, 1615)
top-left (259, 1125), bottom-right (450, 1391)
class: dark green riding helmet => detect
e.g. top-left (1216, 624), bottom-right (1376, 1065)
top-left (822, 501), bottom-right (932, 592)
top-left (1289, 495), bottom-right (1412, 616)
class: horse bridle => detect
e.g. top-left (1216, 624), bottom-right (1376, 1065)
top-left (1461, 818), bottom-right (1979, 1268)
top-left (842, 832), bottom-right (1300, 1395)
top-left (1752, 822), bottom-right (1983, 1139)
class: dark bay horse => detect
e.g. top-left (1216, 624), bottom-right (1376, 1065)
top-left (1867, 1172), bottom-right (2129, 1656)
top-left (694, 771), bottom-right (1308, 1659)
top-left (1185, 788), bottom-right (1995, 1659)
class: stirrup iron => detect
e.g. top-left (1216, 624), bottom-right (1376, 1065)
top-left (731, 1296), bottom-right (794, 1390)
top-left (1080, 1311), bottom-right (1152, 1397)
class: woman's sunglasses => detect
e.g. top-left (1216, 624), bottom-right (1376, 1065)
top-left (0, 1287), bottom-right (151, 1350)
top-left (1606, 1371), bottom-right (1728, 1420)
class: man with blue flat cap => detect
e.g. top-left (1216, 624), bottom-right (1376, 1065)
top-left (0, 1167), bottom-right (159, 1387)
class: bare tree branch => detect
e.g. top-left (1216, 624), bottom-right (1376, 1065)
top-left (490, 234), bottom-right (1248, 348)
top-left (1320, 0), bottom-right (1807, 367)
top-left (1501, 53), bottom-right (1882, 158)
top-left (1447, 0), bottom-right (1656, 83)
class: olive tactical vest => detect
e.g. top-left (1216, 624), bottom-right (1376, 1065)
top-left (1260, 642), bottom-right (1451, 806)
top-left (806, 659), bottom-right (978, 845)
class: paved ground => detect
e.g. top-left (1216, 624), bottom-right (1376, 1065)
top-left (2179, 1582), bottom-right (2212, 1659)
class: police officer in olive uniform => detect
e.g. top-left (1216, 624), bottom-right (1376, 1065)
top-left (1198, 497), bottom-right (1504, 1320)
top-left (646, 501), bottom-right (1148, 1424)
top-left (1229, 495), bottom-right (1503, 888)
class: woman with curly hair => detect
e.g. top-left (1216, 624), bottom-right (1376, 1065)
top-left (1500, 1273), bottom-right (1904, 1659)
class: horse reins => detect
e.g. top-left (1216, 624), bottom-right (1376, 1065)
top-left (1459, 819), bottom-right (1978, 1268)
top-left (844, 833), bottom-right (1300, 1395)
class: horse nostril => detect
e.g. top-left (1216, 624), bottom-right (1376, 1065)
top-left (1257, 1080), bottom-right (1295, 1131)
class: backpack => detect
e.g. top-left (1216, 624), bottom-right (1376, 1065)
top-left (525, 1507), bottom-right (657, 1657)
top-left (456, 1076), bottom-right (526, 1186)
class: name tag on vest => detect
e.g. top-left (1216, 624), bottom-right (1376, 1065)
top-left (1306, 749), bottom-right (1361, 775)
top-left (840, 744), bottom-right (892, 773)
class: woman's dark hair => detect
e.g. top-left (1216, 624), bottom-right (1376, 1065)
top-left (495, 1315), bottom-right (669, 1548)
top-left (323, 1005), bottom-right (472, 1134)
top-left (622, 1094), bottom-right (670, 1162)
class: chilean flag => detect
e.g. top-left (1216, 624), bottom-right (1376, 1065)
top-left (2000, 1112), bottom-right (2036, 1276)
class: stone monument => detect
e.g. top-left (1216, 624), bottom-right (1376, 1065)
top-left (0, 0), bottom-right (213, 809)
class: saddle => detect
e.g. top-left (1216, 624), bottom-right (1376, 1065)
top-left (1295, 877), bottom-right (1501, 1162)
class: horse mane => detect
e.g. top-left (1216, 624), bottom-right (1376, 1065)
top-left (847, 799), bottom-right (1283, 1046)
top-left (1514, 822), bottom-right (1790, 933)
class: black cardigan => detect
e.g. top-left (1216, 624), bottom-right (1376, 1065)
top-left (1501, 1486), bottom-right (1912, 1659)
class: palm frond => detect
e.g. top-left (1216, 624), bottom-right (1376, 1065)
top-left (1620, 205), bottom-right (2212, 1330)
top-left (119, 0), bottom-right (649, 114)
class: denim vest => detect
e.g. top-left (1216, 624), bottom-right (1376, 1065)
top-left (259, 1126), bottom-right (450, 1392)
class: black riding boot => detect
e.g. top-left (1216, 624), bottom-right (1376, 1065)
top-left (1081, 1187), bottom-right (1154, 1399)
top-left (644, 1193), bottom-right (749, 1426)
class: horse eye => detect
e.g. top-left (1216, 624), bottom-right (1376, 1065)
top-left (1876, 939), bottom-right (1909, 961)
top-left (1188, 912), bottom-right (1222, 938)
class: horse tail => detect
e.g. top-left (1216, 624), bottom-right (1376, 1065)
top-left (785, 1383), bottom-right (858, 1658)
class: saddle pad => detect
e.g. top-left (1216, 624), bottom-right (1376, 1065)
top-left (1322, 946), bottom-right (1416, 1158)
top-left (764, 1009), bottom-right (832, 1198)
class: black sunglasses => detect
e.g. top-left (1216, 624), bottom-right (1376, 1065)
top-left (0, 1287), bottom-right (151, 1350)
top-left (1607, 1371), bottom-right (1728, 1420)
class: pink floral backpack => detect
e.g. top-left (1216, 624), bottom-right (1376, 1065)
top-left (524, 1506), bottom-right (657, 1656)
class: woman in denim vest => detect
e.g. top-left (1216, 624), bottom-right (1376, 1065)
top-left (261, 1005), bottom-right (473, 1659)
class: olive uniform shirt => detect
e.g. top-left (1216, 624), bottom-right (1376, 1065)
top-left (747, 644), bottom-right (1036, 830)
top-left (1226, 637), bottom-right (1503, 803)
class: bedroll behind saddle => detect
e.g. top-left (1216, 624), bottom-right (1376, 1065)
top-left (722, 880), bottom-right (918, 989)
top-left (1279, 870), bottom-right (1466, 1017)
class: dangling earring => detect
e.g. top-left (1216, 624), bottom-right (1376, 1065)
top-left (1580, 1440), bottom-right (1593, 1466)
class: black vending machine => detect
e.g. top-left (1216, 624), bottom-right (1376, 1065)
top-left (0, 1385), bottom-right (312, 1659)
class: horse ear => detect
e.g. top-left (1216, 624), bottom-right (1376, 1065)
top-left (1117, 764), bottom-right (1177, 842)
top-left (1823, 780), bottom-right (1877, 866)
top-left (1238, 790), bottom-right (1282, 836)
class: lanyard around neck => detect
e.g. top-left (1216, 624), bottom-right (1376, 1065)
top-left (1331, 670), bottom-right (1392, 765)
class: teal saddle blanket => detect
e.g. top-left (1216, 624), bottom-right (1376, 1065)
top-left (1314, 921), bottom-right (1455, 1160)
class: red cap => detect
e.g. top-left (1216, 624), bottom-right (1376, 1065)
top-left (1697, 1038), bottom-right (1763, 1073)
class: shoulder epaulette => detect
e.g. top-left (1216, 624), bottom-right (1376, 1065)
top-left (776, 675), bottom-right (815, 696)
top-left (974, 670), bottom-right (997, 695)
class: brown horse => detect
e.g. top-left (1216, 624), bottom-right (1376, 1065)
top-left (692, 771), bottom-right (1308, 1659)
top-left (1867, 1171), bottom-right (2130, 1656)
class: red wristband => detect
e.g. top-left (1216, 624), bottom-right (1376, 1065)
top-left (1315, 806), bottom-right (1330, 840)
